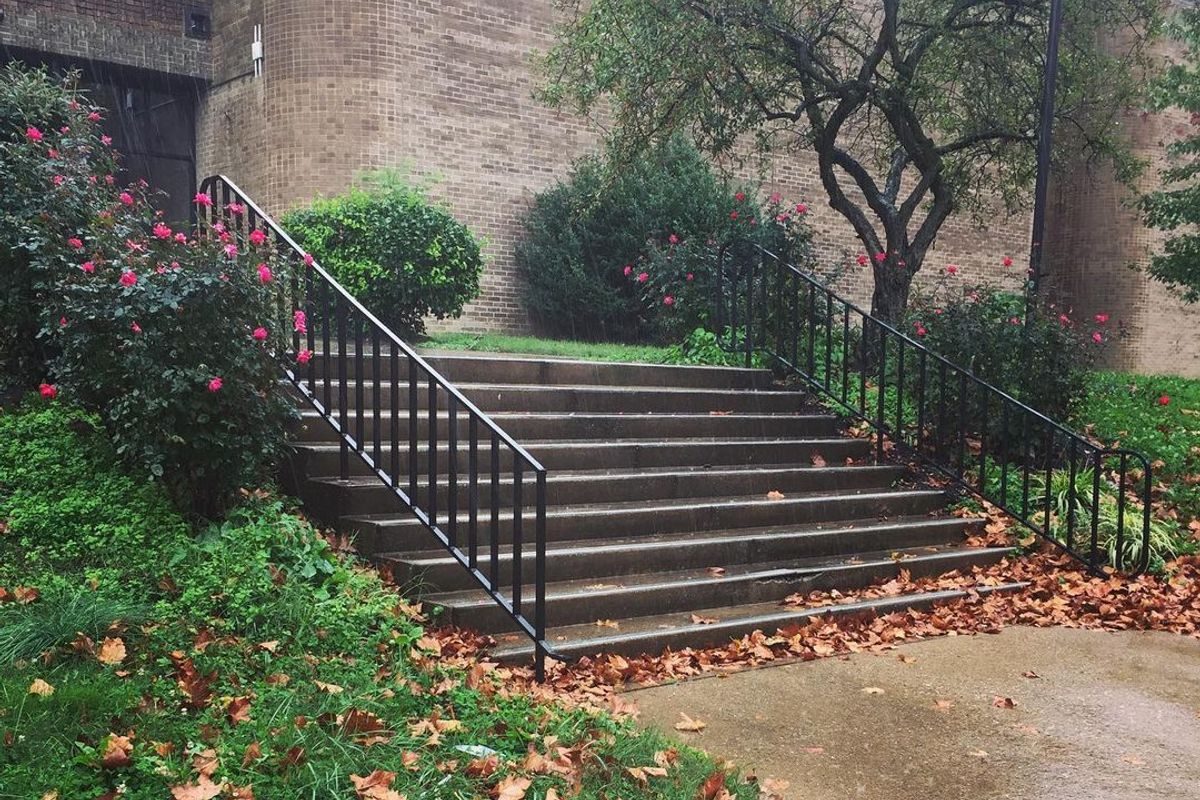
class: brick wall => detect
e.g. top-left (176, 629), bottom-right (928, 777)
top-left (0, 0), bottom-right (210, 78)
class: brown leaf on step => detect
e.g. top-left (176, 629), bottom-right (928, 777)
top-left (766, 490), bottom-right (786, 501)
top-left (709, 410), bottom-right (733, 416)
top-left (339, 708), bottom-right (388, 736)
top-left (97, 636), bottom-right (126, 665)
top-left (810, 452), bottom-right (826, 467)
top-left (674, 712), bottom-right (707, 732)
top-left (697, 769), bottom-right (731, 800)
top-left (897, 654), bottom-right (916, 664)
top-left (100, 733), bottom-right (133, 769)
top-left (760, 778), bottom-right (790, 800)
top-left (934, 699), bottom-right (954, 710)
top-left (691, 614), bottom-right (719, 625)
top-left (706, 566), bottom-right (726, 578)
top-left (1022, 670), bottom-right (1041, 679)
top-left (495, 775), bottom-right (533, 800)
top-left (595, 619), bottom-right (620, 629)
top-left (992, 696), bottom-right (1018, 709)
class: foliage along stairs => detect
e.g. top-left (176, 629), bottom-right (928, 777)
top-left (285, 350), bottom-right (1024, 662)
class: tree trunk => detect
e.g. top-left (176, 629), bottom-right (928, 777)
top-left (869, 259), bottom-right (915, 328)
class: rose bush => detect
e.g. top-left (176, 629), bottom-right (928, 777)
top-left (3, 64), bottom-right (294, 516)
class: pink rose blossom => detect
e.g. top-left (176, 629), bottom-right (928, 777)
top-left (100, 135), bottom-right (112, 146)
top-left (67, 237), bottom-right (84, 250)
top-left (795, 203), bottom-right (808, 214)
top-left (156, 265), bottom-right (167, 275)
top-left (249, 229), bottom-right (267, 246)
top-left (224, 243), bottom-right (239, 259)
top-left (874, 252), bottom-right (886, 263)
top-left (104, 175), bottom-right (115, 186)
top-left (194, 192), bottom-right (213, 207)
top-left (80, 261), bottom-right (95, 274)
top-left (88, 111), bottom-right (102, 122)
top-left (636, 272), bottom-right (649, 283)
top-left (1002, 256), bottom-right (1014, 267)
top-left (945, 264), bottom-right (958, 275)
top-left (735, 192), bottom-right (746, 202)
top-left (25, 126), bottom-right (43, 142)
top-left (119, 271), bottom-right (137, 287)
top-left (119, 192), bottom-right (134, 206)
top-left (856, 254), bottom-right (869, 267)
top-left (52, 175), bottom-right (65, 187)
top-left (1094, 313), bottom-right (1110, 324)
top-left (297, 349), bottom-right (314, 365)
top-left (59, 317), bottom-right (68, 327)
top-left (776, 213), bottom-right (790, 223)
top-left (207, 377), bottom-right (223, 393)
top-left (623, 265), bottom-right (633, 277)
top-left (258, 264), bottom-right (273, 283)
top-left (729, 211), bottom-right (739, 220)
top-left (769, 192), bottom-right (782, 204)
top-left (686, 273), bottom-right (694, 281)
top-left (303, 253), bottom-right (315, 266)
top-left (212, 222), bottom-right (226, 234)
top-left (226, 202), bottom-right (246, 215)
top-left (131, 321), bottom-right (142, 334)
top-left (1158, 395), bottom-right (1170, 406)
top-left (1091, 331), bottom-right (1103, 344)
top-left (88, 175), bottom-right (98, 185)
top-left (60, 126), bottom-right (69, 134)
top-left (293, 309), bottom-right (308, 334)
top-left (47, 148), bottom-right (59, 159)
top-left (252, 326), bottom-right (269, 341)
top-left (39, 383), bottom-right (57, 400)
top-left (153, 222), bottom-right (172, 240)
top-left (219, 231), bottom-right (232, 244)
top-left (1058, 313), bottom-right (1070, 326)
top-left (69, 100), bottom-right (80, 110)
top-left (174, 232), bottom-right (188, 244)
top-left (668, 233), bottom-right (679, 245)
top-left (663, 295), bottom-right (675, 306)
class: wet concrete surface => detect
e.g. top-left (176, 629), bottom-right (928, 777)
top-left (630, 627), bottom-right (1200, 800)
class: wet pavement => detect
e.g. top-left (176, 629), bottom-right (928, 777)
top-left (630, 627), bottom-right (1200, 800)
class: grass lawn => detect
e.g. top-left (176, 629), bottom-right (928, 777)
top-left (0, 402), bottom-right (752, 799)
top-left (421, 332), bottom-right (677, 364)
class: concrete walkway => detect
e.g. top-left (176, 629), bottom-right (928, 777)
top-left (630, 627), bottom-right (1200, 800)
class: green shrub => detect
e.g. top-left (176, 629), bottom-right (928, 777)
top-left (517, 135), bottom-right (815, 341)
top-left (0, 403), bottom-right (190, 596)
top-left (904, 280), bottom-right (1111, 421)
top-left (283, 171), bottom-right (484, 336)
top-left (0, 64), bottom-right (118, 390)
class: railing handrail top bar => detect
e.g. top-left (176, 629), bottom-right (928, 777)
top-left (735, 241), bottom-right (1138, 454)
top-left (202, 175), bottom-right (546, 473)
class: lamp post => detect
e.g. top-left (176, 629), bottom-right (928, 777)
top-left (1027, 0), bottom-right (1065, 310)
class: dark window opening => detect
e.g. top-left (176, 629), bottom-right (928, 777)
top-left (185, 7), bottom-right (212, 40)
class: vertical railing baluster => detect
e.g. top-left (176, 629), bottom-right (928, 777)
top-left (428, 379), bottom-right (438, 527)
top-left (937, 360), bottom-right (947, 461)
top-left (1115, 454), bottom-right (1128, 571)
top-left (956, 370), bottom-right (968, 479)
top-left (744, 258), bottom-right (754, 368)
top-left (390, 342), bottom-right (399, 482)
top-left (354, 317), bottom-right (365, 453)
top-left (512, 460), bottom-right (524, 617)
top-left (468, 416), bottom-right (479, 570)
top-left (841, 305), bottom-right (851, 406)
top-left (1093, 454), bottom-right (1107, 568)
top-left (321, 280), bottom-right (332, 413)
top-left (875, 327), bottom-right (886, 462)
top-left (823, 291), bottom-right (833, 391)
top-left (1020, 410), bottom-right (1032, 521)
top-left (304, 263), bottom-right (316, 390)
top-left (336, 297), bottom-right (349, 480)
top-left (490, 433), bottom-right (500, 590)
top-left (806, 282), bottom-right (816, 380)
top-left (790, 280), bottom-right (799, 368)
top-left (999, 401), bottom-right (1010, 506)
top-left (447, 396), bottom-right (458, 549)
top-left (1043, 426), bottom-right (1055, 539)
top-left (372, 328), bottom-right (381, 466)
top-left (895, 338), bottom-right (905, 445)
top-left (408, 356), bottom-right (418, 504)
top-left (915, 350), bottom-right (927, 455)
top-left (978, 388), bottom-right (989, 493)
top-left (535, 469), bottom-right (548, 683)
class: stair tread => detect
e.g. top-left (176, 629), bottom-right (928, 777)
top-left (490, 580), bottom-right (1028, 660)
top-left (424, 544), bottom-right (1009, 606)
top-left (378, 514), bottom-right (977, 565)
top-left (299, 409), bottom-right (836, 420)
top-left (320, 348), bottom-right (775, 374)
top-left (288, 379), bottom-right (806, 396)
top-left (293, 435), bottom-right (860, 451)
top-left (346, 486), bottom-right (945, 525)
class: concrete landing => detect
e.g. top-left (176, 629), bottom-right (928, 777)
top-left (630, 627), bottom-right (1200, 800)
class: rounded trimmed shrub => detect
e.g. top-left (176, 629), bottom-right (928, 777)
top-left (283, 171), bottom-right (484, 337)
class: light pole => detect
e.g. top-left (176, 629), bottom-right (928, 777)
top-left (1027, 0), bottom-right (1065, 312)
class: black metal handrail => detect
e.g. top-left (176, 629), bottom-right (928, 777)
top-left (198, 175), bottom-right (554, 678)
top-left (715, 242), bottom-right (1154, 575)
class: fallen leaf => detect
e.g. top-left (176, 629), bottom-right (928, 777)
top-left (350, 770), bottom-right (404, 800)
top-left (992, 696), bottom-right (1018, 709)
top-left (315, 680), bottom-right (344, 694)
top-left (226, 696), bottom-right (252, 726)
top-left (968, 749), bottom-right (989, 758)
top-left (28, 678), bottom-right (54, 697)
top-left (100, 733), bottom-right (133, 769)
top-left (594, 619), bottom-right (620, 630)
top-left (810, 452), bottom-right (827, 467)
top-left (766, 490), bottom-right (786, 501)
top-left (760, 778), bottom-right (790, 799)
top-left (697, 769), bottom-right (729, 800)
top-left (193, 748), bottom-right (219, 777)
top-left (465, 754), bottom-right (499, 777)
top-left (897, 654), bottom-right (916, 664)
top-left (241, 742), bottom-right (262, 768)
top-left (674, 712), bottom-right (707, 732)
top-left (934, 699), bottom-right (954, 710)
top-left (706, 567), bottom-right (727, 578)
top-left (1021, 670), bottom-right (1041, 679)
top-left (495, 775), bottom-right (532, 800)
top-left (97, 637), bottom-right (126, 665)
top-left (691, 614), bottom-right (719, 625)
top-left (170, 776), bottom-right (223, 800)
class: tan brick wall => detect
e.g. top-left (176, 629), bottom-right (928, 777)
top-left (196, 0), bottom-right (1031, 337)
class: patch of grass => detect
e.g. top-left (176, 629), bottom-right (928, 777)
top-left (0, 588), bottom-right (150, 665)
top-left (422, 332), bottom-right (677, 364)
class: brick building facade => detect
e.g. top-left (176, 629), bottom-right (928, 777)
top-left (2, 0), bottom-right (1197, 375)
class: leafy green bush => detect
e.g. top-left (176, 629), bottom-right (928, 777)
top-left (284, 171), bottom-right (484, 336)
top-left (0, 64), bottom-right (118, 390)
top-left (0, 403), bottom-right (190, 597)
top-left (517, 135), bottom-right (815, 341)
top-left (904, 280), bottom-right (1111, 421)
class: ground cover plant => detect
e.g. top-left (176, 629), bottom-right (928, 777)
top-left (0, 400), bottom-right (758, 799)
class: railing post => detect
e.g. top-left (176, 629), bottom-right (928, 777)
top-left (535, 468), bottom-right (547, 682)
top-left (336, 298), bottom-right (349, 481)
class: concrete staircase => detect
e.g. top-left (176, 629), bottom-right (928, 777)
top-left (286, 351), bottom-right (1020, 661)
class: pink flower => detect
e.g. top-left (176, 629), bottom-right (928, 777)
top-left (219, 231), bottom-right (232, 244)
top-left (170, 261), bottom-right (180, 270)
top-left (104, 175), bottom-right (115, 186)
top-left (945, 264), bottom-right (958, 275)
top-left (252, 326), bottom-right (269, 341)
top-left (25, 126), bottom-right (43, 143)
top-left (59, 317), bottom-right (68, 327)
top-left (874, 252), bottom-right (886, 263)
top-left (1002, 256), bottom-right (1014, 268)
top-left (131, 321), bottom-right (142, 334)
top-left (775, 213), bottom-right (790, 223)
top-left (1094, 313), bottom-right (1110, 324)
top-left (735, 192), bottom-right (746, 202)
top-left (60, 126), bottom-right (69, 134)
top-left (39, 383), bottom-right (57, 400)
top-left (88, 175), bottom-right (97, 185)
top-left (226, 202), bottom-right (246, 215)
top-left (934, 308), bottom-right (944, 315)
top-left (297, 349), bottom-right (313, 365)
top-left (768, 192), bottom-right (782, 205)
top-left (1091, 331), bottom-right (1103, 344)
top-left (224, 243), bottom-right (239, 259)
top-left (1158, 395), bottom-right (1170, 407)
top-left (636, 272), bottom-right (649, 283)
top-left (663, 295), bottom-right (675, 306)
top-left (194, 192), bottom-right (213, 207)
top-left (69, 100), bottom-right (79, 110)
top-left (668, 233), bottom-right (679, 245)
top-left (856, 254), bottom-right (869, 267)
top-left (119, 271), bottom-right (137, 287)
top-left (47, 148), bottom-right (59, 159)
top-left (119, 192), bottom-right (134, 206)
top-left (156, 265), bottom-right (166, 274)
top-left (67, 237), bottom-right (84, 250)
top-left (207, 377), bottom-right (223, 393)
top-left (1058, 313), bottom-right (1070, 326)
top-left (52, 175), bottom-right (65, 187)
top-left (258, 264), bottom-right (273, 283)
top-left (729, 210), bottom-right (739, 220)
top-left (303, 253), bottom-right (315, 266)
top-left (88, 111), bottom-right (102, 122)
top-left (249, 229), bottom-right (267, 246)
top-left (174, 232), bottom-right (188, 244)
top-left (153, 222), bottom-right (172, 240)
top-left (212, 222), bottom-right (226, 234)
top-left (686, 273), bottom-right (694, 281)
top-left (623, 265), bottom-right (633, 277)
top-left (1010, 316), bottom-right (1021, 326)
top-left (100, 135), bottom-right (112, 146)
top-left (748, 218), bottom-right (756, 226)
top-left (795, 203), bottom-right (808, 214)
top-left (914, 323), bottom-right (927, 337)
top-left (293, 310), bottom-right (308, 334)
top-left (80, 261), bottom-right (95, 274)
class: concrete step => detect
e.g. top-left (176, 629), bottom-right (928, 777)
top-left (302, 351), bottom-right (775, 389)
top-left (427, 545), bottom-right (1011, 633)
top-left (346, 488), bottom-right (948, 553)
top-left (286, 381), bottom-right (810, 414)
top-left (488, 581), bottom-right (1028, 661)
top-left (291, 410), bottom-right (843, 443)
top-left (299, 463), bottom-right (908, 519)
top-left (375, 514), bottom-right (976, 590)
top-left (288, 436), bottom-right (871, 478)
